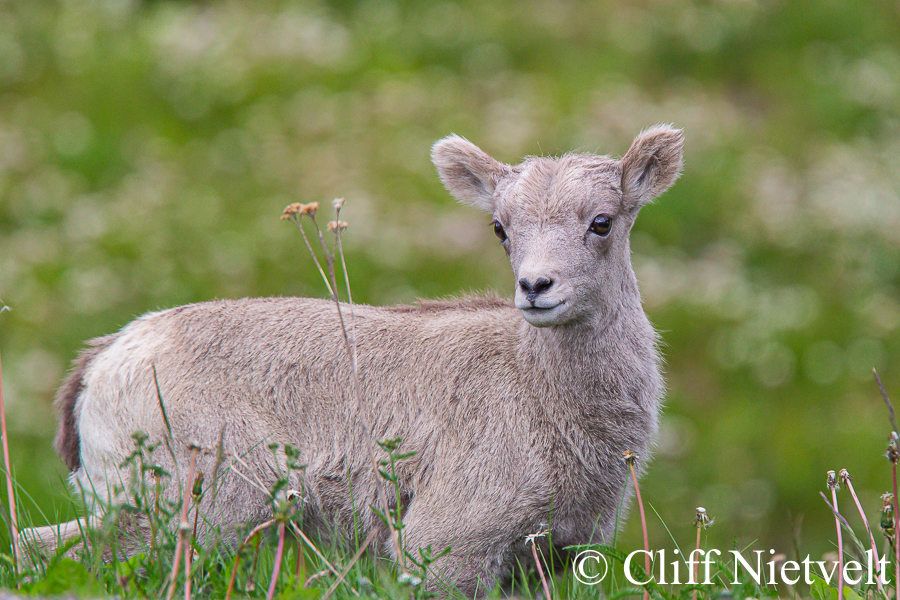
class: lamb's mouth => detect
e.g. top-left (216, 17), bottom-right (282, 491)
top-left (517, 299), bottom-right (565, 311)
top-left (524, 303), bottom-right (562, 312)
top-left (518, 301), bottom-right (567, 326)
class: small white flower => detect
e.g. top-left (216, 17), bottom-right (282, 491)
top-left (398, 572), bottom-right (422, 586)
top-left (524, 529), bottom-right (549, 547)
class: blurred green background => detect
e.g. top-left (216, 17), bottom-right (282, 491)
top-left (1, 0), bottom-right (899, 563)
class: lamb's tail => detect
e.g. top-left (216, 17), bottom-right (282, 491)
top-left (53, 335), bottom-right (118, 471)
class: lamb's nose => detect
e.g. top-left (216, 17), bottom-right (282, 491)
top-left (518, 277), bottom-right (553, 301)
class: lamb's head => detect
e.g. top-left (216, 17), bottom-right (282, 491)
top-left (432, 125), bottom-right (684, 327)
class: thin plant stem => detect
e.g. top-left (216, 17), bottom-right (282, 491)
top-left (249, 534), bottom-right (264, 593)
top-left (167, 446), bottom-right (199, 600)
top-left (295, 540), bottom-right (305, 582)
top-left (334, 209), bottom-right (361, 468)
top-left (224, 555), bottom-right (241, 600)
top-left (691, 507), bottom-right (713, 594)
top-left (288, 521), bottom-right (362, 596)
top-left (152, 366), bottom-right (182, 485)
top-left (289, 208), bottom-right (405, 571)
top-left (151, 472), bottom-right (160, 555)
top-left (166, 520), bottom-right (183, 597)
top-left (529, 539), bottom-right (552, 600)
top-left (827, 471), bottom-right (843, 600)
top-left (322, 528), bottom-right (379, 600)
top-left (224, 521), bottom-right (275, 600)
top-left (311, 219), bottom-right (339, 297)
top-left (245, 521), bottom-right (276, 546)
top-left (882, 374), bottom-right (900, 600)
top-left (875, 369), bottom-right (899, 436)
top-left (288, 522), bottom-right (345, 581)
top-left (185, 474), bottom-right (203, 600)
top-left (306, 569), bottom-right (331, 587)
top-left (292, 219), bottom-right (335, 299)
top-left (191, 504), bottom-right (200, 553)
top-left (841, 470), bottom-right (883, 592)
top-left (334, 205), bottom-right (354, 306)
top-left (625, 452), bottom-right (649, 600)
top-left (243, 520), bottom-right (276, 544)
top-left (207, 424), bottom-right (227, 523)
top-left (184, 535), bottom-right (192, 600)
top-left (0, 347), bottom-right (19, 577)
top-left (893, 462), bottom-right (898, 600)
top-left (266, 521), bottom-right (287, 600)
top-left (227, 453), bottom-right (270, 495)
top-left (693, 525), bottom-right (701, 600)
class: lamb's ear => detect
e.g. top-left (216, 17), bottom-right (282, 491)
top-left (432, 135), bottom-right (507, 212)
top-left (620, 125), bottom-right (684, 211)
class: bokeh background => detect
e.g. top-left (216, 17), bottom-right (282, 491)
top-left (1, 0), bottom-right (899, 563)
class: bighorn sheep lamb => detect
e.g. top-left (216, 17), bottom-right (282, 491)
top-left (23, 125), bottom-right (683, 596)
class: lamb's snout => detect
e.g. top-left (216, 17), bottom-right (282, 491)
top-left (518, 277), bottom-right (553, 303)
top-left (515, 268), bottom-right (569, 326)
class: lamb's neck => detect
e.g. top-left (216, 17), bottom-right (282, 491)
top-left (519, 303), bottom-right (654, 389)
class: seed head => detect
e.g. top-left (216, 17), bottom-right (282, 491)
top-left (694, 506), bottom-right (714, 529)
top-left (881, 493), bottom-right (895, 538)
top-left (274, 488), bottom-right (302, 519)
top-left (622, 450), bottom-right (638, 466)
top-left (332, 197), bottom-right (345, 210)
top-left (887, 433), bottom-right (900, 464)
top-left (839, 469), bottom-right (850, 484)
top-left (281, 202), bottom-right (318, 220)
top-left (524, 529), bottom-right (549, 547)
top-left (192, 471), bottom-right (204, 500)
top-left (281, 203), bottom-right (303, 219)
top-left (327, 220), bottom-right (349, 233)
top-left (826, 470), bottom-right (839, 490)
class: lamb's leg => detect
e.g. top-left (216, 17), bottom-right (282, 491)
top-left (399, 497), bottom-right (517, 598)
top-left (18, 516), bottom-right (97, 564)
top-left (18, 510), bottom-right (155, 567)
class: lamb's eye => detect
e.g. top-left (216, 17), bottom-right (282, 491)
top-left (492, 220), bottom-right (507, 242)
top-left (589, 215), bottom-right (613, 237)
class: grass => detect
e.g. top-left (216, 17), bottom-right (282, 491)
top-left (2, 202), bottom-right (900, 600)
